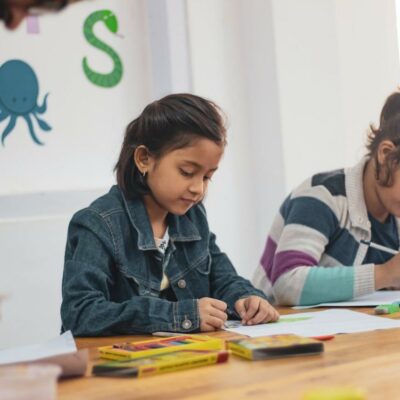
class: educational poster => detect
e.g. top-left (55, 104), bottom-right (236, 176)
top-left (0, 0), bottom-right (151, 195)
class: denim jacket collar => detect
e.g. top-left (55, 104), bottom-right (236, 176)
top-left (117, 187), bottom-right (201, 250)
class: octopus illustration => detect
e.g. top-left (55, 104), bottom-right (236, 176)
top-left (82, 9), bottom-right (123, 88)
top-left (0, 60), bottom-right (51, 146)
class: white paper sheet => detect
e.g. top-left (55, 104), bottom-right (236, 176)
top-left (224, 309), bottom-right (400, 338)
top-left (0, 331), bottom-right (76, 365)
top-left (292, 290), bottom-right (400, 309)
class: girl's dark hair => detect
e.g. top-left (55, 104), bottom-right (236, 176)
top-left (367, 91), bottom-right (400, 186)
top-left (115, 93), bottom-right (227, 198)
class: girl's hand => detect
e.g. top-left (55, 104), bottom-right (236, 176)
top-left (198, 297), bottom-right (228, 332)
top-left (235, 296), bottom-right (279, 325)
top-left (375, 253), bottom-right (400, 289)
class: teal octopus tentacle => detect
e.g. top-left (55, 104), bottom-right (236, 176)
top-left (36, 93), bottom-right (49, 114)
top-left (1, 115), bottom-right (16, 146)
top-left (0, 106), bottom-right (9, 122)
top-left (82, 10), bottom-right (123, 88)
top-left (23, 114), bottom-right (44, 145)
top-left (33, 113), bottom-right (51, 131)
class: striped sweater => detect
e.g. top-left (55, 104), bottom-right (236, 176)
top-left (252, 157), bottom-right (400, 305)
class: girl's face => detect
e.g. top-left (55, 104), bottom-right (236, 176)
top-left (376, 167), bottom-right (400, 218)
top-left (371, 141), bottom-right (400, 219)
top-left (145, 138), bottom-right (224, 216)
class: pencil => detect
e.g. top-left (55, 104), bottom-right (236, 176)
top-left (360, 240), bottom-right (399, 255)
top-left (152, 332), bottom-right (188, 337)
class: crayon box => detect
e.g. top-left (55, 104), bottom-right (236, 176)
top-left (99, 335), bottom-right (225, 361)
top-left (93, 349), bottom-right (229, 378)
top-left (228, 334), bottom-right (324, 360)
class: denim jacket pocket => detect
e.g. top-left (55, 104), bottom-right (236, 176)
top-left (193, 252), bottom-right (211, 275)
top-left (116, 264), bottom-right (157, 297)
top-left (179, 252), bottom-right (211, 298)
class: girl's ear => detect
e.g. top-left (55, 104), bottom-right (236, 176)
top-left (134, 145), bottom-right (153, 175)
top-left (377, 140), bottom-right (396, 165)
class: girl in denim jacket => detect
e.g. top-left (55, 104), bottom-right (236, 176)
top-left (61, 93), bottom-right (279, 336)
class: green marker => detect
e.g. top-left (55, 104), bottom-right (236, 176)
top-left (374, 304), bottom-right (400, 315)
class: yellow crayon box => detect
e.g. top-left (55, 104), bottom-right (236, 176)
top-left (93, 349), bottom-right (229, 378)
top-left (99, 334), bottom-right (225, 361)
top-left (228, 334), bottom-right (324, 360)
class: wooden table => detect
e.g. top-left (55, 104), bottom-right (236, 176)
top-left (58, 308), bottom-right (400, 400)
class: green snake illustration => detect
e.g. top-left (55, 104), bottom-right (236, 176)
top-left (82, 10), bottom-right (123, 88)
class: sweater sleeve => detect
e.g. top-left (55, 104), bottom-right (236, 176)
top-left (267, 192), bottom-right (375, 305)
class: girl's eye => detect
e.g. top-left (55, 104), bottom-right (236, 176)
top-left (180, 169), bottom-right (194, 177)
top-left (204, 176), bottom-right (212, 182)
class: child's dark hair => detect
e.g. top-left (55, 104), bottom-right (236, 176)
top-left (367, 91), bottom-right (400, 186)
top-left (115, 93), bottom-right (227, 198)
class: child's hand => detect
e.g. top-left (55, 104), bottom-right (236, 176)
top-left (235, 296), bottom-right (279, 325)
top-left (198, 297), bottom-right (228, 332)
top-left (375, 253), bottom-right (400, 289)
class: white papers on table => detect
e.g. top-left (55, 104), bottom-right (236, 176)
top-left (224, 309), bottom-right (400, 338)
top-left (293, 290), bottom-right (400, 309)
top-left (0, 331), bottom-right (76, 365)
top-left (0, 331), bottom-right (87, 377)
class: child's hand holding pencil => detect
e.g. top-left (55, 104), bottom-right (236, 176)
top-left (234, 296), bottom-right (279, 325)
top-left (198, 297), bottom-right (228, 331)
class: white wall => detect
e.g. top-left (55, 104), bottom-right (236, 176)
top-left (0, 189), bottom-right (105, 346)
top-left (146, 0), bottom-right (192, 97)
top-left (334, 0), bottom-right (400, 164)
top-left (272, 0), bottom-right (400, 191)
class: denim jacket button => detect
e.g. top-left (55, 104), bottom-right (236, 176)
top-left (182, 319), bottom-right (192, 330)
top-left (177, 279), bottom-right (187, 289)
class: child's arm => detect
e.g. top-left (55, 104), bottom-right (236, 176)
top-left (234, 295), bottom-right (279, 325)
top-left (194, 203), bottom-right (273, 318)
top-left (61, 210), bottom-right (199, 336)
top-left (198, 297), bottom-right (228, 331)
top-left (207, 231), bottom-right (271, 316)
top-left (256, 190), bottom-right (375, 306)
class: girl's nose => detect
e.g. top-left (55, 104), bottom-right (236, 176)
top-left (189, 178), bottom-right (204, 195)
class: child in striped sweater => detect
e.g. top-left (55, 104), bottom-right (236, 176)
top-left (253, 91), bottom-right (400, 305)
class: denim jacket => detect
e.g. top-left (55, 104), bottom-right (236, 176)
top-left (61, 186), bottom-right (266, 336)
